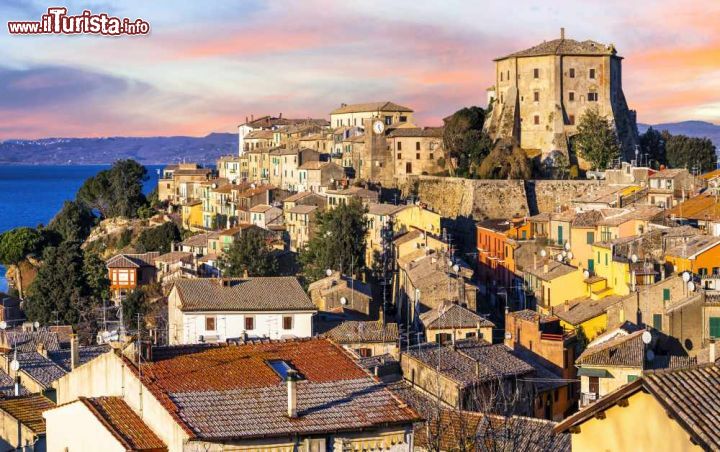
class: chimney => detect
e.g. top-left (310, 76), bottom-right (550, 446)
top-left (245, 116), bottom-right (248, 124)
top-left (543, 263), bottom-right (549, 274)
top-left (13, 377), bottom-right (20, 397)
top-left (560, 27), bottom-right (565, 40)
top-left (533, 253), bottom-right (537, 270)
top-left (286, 370), bottom-right (299, 418)
top-left (251, 114), bottom-right (254, 121)
top-left (70, 334), bottom-right (80, 371)
top-left (710, 341), bottom-right (716, 363)
top-left (279, 112), bottom-right (283, 119)
top-left (476, 321), bottom-right (482, 340)
top-left (36, 343), bottom-right (47, 358)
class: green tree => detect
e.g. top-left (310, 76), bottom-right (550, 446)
top-left (574, 108), bottom-right (621, 170)
top-left (442, 106), bottom-right (493, 177)
top-left (0, 227), bottom-right (44, 298)
top-left (77, 159), bottom-right (147, 218)
top-left (639, 127), bottom-right (666, 167)
top-left (122, 288), bottom-right (150, 329)
top-left (25, 241), bottom-right (97, 325)
top-left (299, 199), bottom-right (368, 282)
top-left (220, 228), bottom-right (278, 277)
top-left (48, 200), bottom-right (97, 243)
top-left (663, 131), bottom-right (717, 173)
top-left (135, 222), bottom-right (181, 254)
top-left (137, 187), bottom-right (160, 219)
top-left (83, 251), bottom-right (110, 302)
top-left (476, 143), bottom-right (532, 179)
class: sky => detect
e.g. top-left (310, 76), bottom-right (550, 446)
top-left (1, 0), bottom-right (719, 139)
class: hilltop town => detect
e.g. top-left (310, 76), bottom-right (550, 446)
top-left (1, 31), bottom-right (720, 452)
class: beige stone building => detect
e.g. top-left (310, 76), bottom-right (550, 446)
top-left (484, 29), bottom-right (638, 165)
top-left (330, 101), bottom-right (413, 128)
top-left (285, 204), bottom-right (318, 252)
top-left (298, 161), bottom-right (345, 193)
top-left (387, 127), bottom-right (445, 179)
top-left (324, 321), bottom-right (399, 358)
top-left (157, 163), bottom-right (212, 204)
top-left (307, 271), bottom-right (373, 317)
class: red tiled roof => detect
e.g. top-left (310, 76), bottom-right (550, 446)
top-left (81, 397), bottom-right (166, 451)
top-left (0, 395), bottom-right (55, 434)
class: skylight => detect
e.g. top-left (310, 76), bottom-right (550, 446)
top-left (268, 360), bottom-right (302, 380)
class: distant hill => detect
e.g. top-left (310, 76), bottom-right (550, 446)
top-left (638, 120), bottom-right (720, 150)
top-left (0, 132), bottom-right (237, 165)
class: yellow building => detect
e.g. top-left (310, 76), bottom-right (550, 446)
top-left (394, 204), bottom-right (442, 237)
top-left (665, 235), bottom-right (720, 276)
top-left (590, 243), bottom-right (632, 297)
top-left (555, 364), bottom-right (718, 452)
top-left (181, 200), bottom-right (203, 230)
top-left (523, 261), bottom-right (586, 313)
top-left (552, 294), bottom-right (623, 341)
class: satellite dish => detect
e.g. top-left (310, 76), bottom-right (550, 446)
top-left (688, 281), bottom-right (696, 292)
top-left (567, 252), bottom-right (574, 260)
top-left (556, 254), bottom-right (563, 262)
top-left (631, 254), bottom-right (638, 263)
top-left (452, 264), bottom-right (460, 273)
top-left (325, 269), bottom-right (333, 277)
top-left (682, 272), bottom-right (691, 283)
top-left (583, 270), bottom-right (590, 279)
top-left (0, 321), bottom-right (6, 330)
top-left (561, 250), bottom-right (567, 257)
top-left (9, 359), bottom-right (19, 372)
top-left (504, 332), bottom-right (512, 340)
top-left (539, 249), bottom-right (547, 258)
top-left (645, 349), bottom-right (655, 362)
top-left (642, 330), bottom-right (652, 344)
top-left (250, 183), bottom-right (256, 189)
top-left (33, 321), bottom-right (39, 329)
top-left (564, 242), bottom-right (571, 251)
top-left (340, 297), bottom-right (348, 306)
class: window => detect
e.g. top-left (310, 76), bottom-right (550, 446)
top-left (569, 68), bottom-right (575, 78)
top-left (268, 360), bottom-right (300, 380)
top-left (399, 116), bottom-right (407, 122)
top-left (627, 375), bottom-right (639, 383)
top-left (416, 141), bottom-right (420, 151)
top-left (533, 91), bottom-right (540, 102)
top-left (357, 348), bottom-right (372, 357)
top-left (500, 72), bottom-right (503, 81)
top-left (589, 68), bottom-right (596, 79)
top-left (416, 153), bottom-right (420, 160)
top-left (588, 92), bottom-right (598, 102)
top-left (397, 153), bottom-right (402, 160)
top-left (429, 153), bottom-right (434, 160)
top-left (586, 232), bottom-right (594, 244)
top-left (205, 316), bottom-right (216, 331)
top-left (663, 288), bottom-right (670, 301)
top-left (465, 331), bottom-right (476, 339)
top-left (710, 317), bottom-right (720, 338)
top-left (282, 315), bottom-right (293, 330)
top-left (569, 115), bottom-right (575, 125)
top-left (568, 92), bottom-right (575, 102)
top-left (384, 116), bottom-right (392, 125)
top-left (436, 333), bottom-right (452, 344)
top-left (397, 142), bottom-right (402, 151)
top-left (533, 68), bottom-right (539, 78)
top-left (534, 115), bottom-right (540, 125)
top-left (244, 316), bottom-right (255, 330)
top-left (653, 313), bottom-right (662, 331)
top-left (589, 377), bottom-right (599, 395)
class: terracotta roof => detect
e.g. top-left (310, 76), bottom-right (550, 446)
top-left (180, 233), bottom-right (211, 248)
top-left (419, 303), bottom-right (494, 330)
top-left (666, 193), bottom-right (720, 221)
top-left (244, 130), bottom-right (274, 139)
top-left (387, 127), bottom-right (443, 138)
top-left (80, 397), bottom-right (167, 451)
top-left (154, 251), bottom-right (193, 264)
top-left (330, 101), bottom-right (413, 115)
top-left (134, 338), bottom-right (418, 440)
top-left (324, 321), bottom-right (398, 343)
top-left (497, 37), bottom-right (617, 60)
top-left (556, 363), bottom-right (720, 450)
top-left (572, 209), bottom-right (604, 227)
top-left (406, 339), bottom-right (534, 387)
top-left (0, 395), bottom-right (54, 434)
top-left (393, 229), bottom-right (423, 246)
top-left (701, 168), bottom-right (720, 180)
top-left (366, 203), bottom-right (406, 216)
top-left (524, 261), bottom-right (578, 281)
top-left (507, 309), bottom-right (556, 323)
top-left (106, 252), bottom-right (159, 269)
top-left (649, 168), bottom-right (688, 179)
top-left (288, 204), bottom-right (318, 215)
top-left (283, 191), bottom-right (313, 203)
top-left (173, 277), bottom-right (315, 312)
top-left (249, 204), bottom-right (275, 213)
top-left (576, 330), bottom-right (646, 367)
top-left (552, 295), bottom-right (624, 325)
top-left (665, 234), bottom-right (720, 259)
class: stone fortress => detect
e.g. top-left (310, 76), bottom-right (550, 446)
top-left (483, 28), bottom-right (639, 167)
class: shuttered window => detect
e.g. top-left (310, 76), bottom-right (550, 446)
top-left (653, 314), bottom-right (662, 331)
top-left (663, 288), bottom-right (670, 301)
top-left (710, 317), bottom-right (720, 339)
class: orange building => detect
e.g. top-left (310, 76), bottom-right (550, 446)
top-left (106, 252), bottom-right (159, 301)
top-left (476, 219), bottom-right (523, 294)
top-left (665, 235), bottom-right (720, 277)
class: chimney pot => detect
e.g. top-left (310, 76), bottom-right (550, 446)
top-left (710, 341), bottom-right (717, 363)
top-left (561, 27), bottom-right (565, 40)
top-left (286, 370), bottom-right (298, 418)
top-left (70, 334), bottom-right (80, 370)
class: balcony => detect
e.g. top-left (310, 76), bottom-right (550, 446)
top-left (580, 392), bottom-right (598, 407)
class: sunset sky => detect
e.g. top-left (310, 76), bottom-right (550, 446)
top-left (1, 0), bottom-right (719, 139)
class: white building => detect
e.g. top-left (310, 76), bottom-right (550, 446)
top-left (168, 277), bottom-right (316, 345)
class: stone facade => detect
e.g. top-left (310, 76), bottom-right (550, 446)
top-left (484, 29), bottom-right (639, 165)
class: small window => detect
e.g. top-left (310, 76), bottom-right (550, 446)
top-left (569, 68), bottom-right (575, 78)
top-left (710, 317), bottom-right (720, 338)
top-left (416, 153), bottom-right (420, 160)
top-left (588, 92), bottom-right (598, 102)
top-left (283, 315), bottom-right (293, 330)
top-left (245, 316), bottom-right (255, 330)
top-left (397, 142), bottom-right (402, 151)
top-left (627, 375), bottom-right (639, 383)
top-left (569, 115), bottom-right (575, 125)
top-left (663, 288), bottom-right (670, 301)
top-left (429, 153), bottom-right (434, 160)
top-left (533, 115), bottom-right (540, 125)
top-left (397, 153), bottom-right (402, 160)
top-left (533, 68), bottom-right (539, 78)
top-left (589, 68), bottom-right (596, 79)
top-left (205, 316), bottom-right (216, 331)
top-left (384, 116), bottom-right (392, 125)
top-left (500, 72), bottom-right (504, 81)
top-left (357, 348), bottom-right (372, 357)
top-left (533, 91), bottom-right (540, 102)
top-left (586, 232), bottom-right (594, 244)
top-left (415, 141), bottom-right (420, 151)
top-left (569, 92), bottom-right (575, 102)
top-left (653, 314), bottom-right (662, 331)
top-left (399, 116), bottom-right (407, 122)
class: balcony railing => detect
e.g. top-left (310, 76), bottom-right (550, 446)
top-left (580, 392), bottom-right (598, 407)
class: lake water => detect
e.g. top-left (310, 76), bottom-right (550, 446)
top-left (0, 165), bottom-right (162, 291)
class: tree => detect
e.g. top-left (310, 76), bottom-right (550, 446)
top-left (574, 108), bottom-right (621, 170)
top-left (220, 228), bottom-right (279, 277)
top-left (299, 199), bottom-right (368, 282)
top-left (122, 288), bottom-right (150, 329)
top-left (137, 187), bottom-right (161, 219)
top-left (77, 159), bottom-right (147, 218)
top-left (663, 131), bottom-right (717, 173)
top-left (0, 227), bottom-right (44, 298)
top-left (135, 222), bottom-right (181, 254)
top-left (48, 200), bottom-right (96, 243)
top-left (24, 241), bottom-right (97, 325)
top-left (83, 251), bottom-right (110, 302)
top-left (443, 107), bottom-right (493, 177)
top-left (476, 142), bottom-right (532, 179)
top-left (640, 127), bottom-right (666, 167)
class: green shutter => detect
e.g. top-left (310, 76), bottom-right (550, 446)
top-left (586, 231), bottom-right (594, 244)
top-left (663, 288), bottom-right (670, 301)
top-left (627, 375), bottom-right (639, 383)
top-left (653, 314), bottom-right (662, 331)
top-left (710, 317), bottom-right (720, 339)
